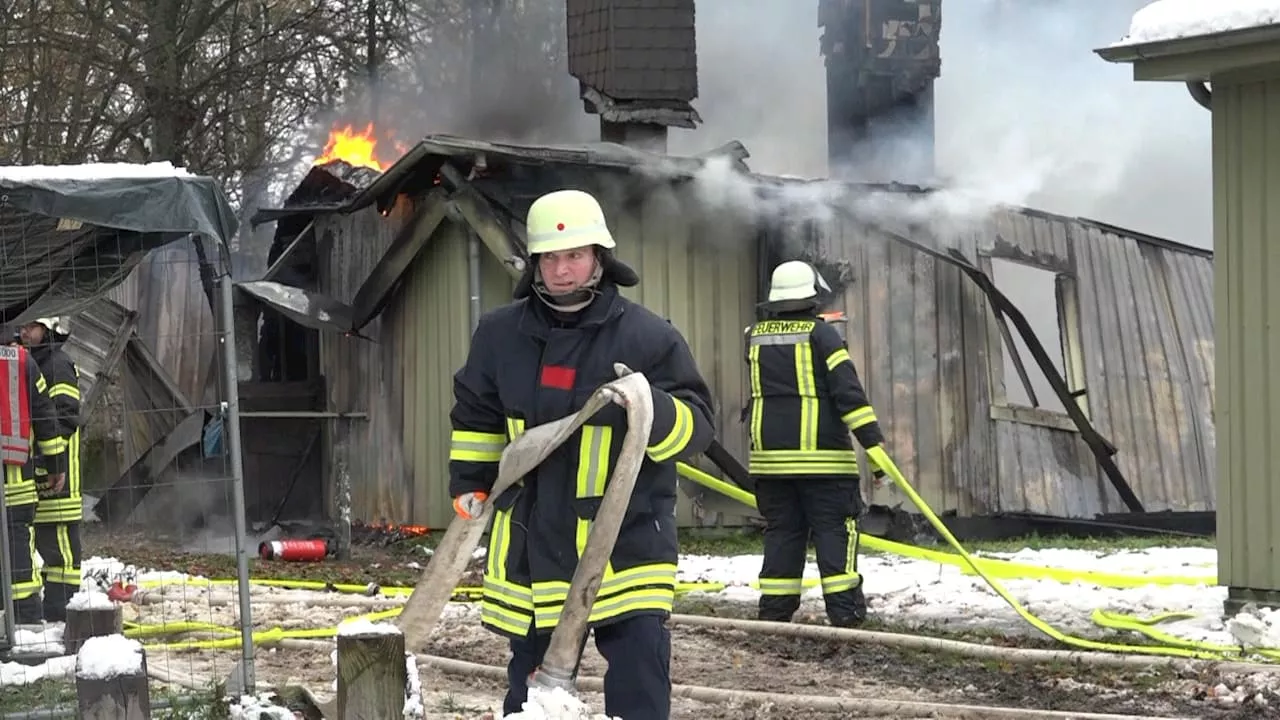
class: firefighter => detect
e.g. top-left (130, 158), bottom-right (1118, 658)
top-left (19, 317), bottom-right (81, 623)
top-left (447, 188), bottom-right (716, 720)
top-left (745, 259), bottom-right (886, 628)
top-left (1, 341), bottom-right (68, 626)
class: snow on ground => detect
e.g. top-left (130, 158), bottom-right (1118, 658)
top-left (677, 545), bottom-right (1275, 649)
top-left (5, 545), bottom-right (1278, 697)
top-left (1114, 0), bottom-right (1280, 46)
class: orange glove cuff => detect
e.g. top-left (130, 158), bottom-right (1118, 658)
top-left (452, 491), bottom-right (489, 519)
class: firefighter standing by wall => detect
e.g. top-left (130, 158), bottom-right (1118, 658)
top-left (745, 259), bottom-right (887, 628)
top-left (19, 317), bottom-right (81, 623)
top-left (1, 340), bottom-right (68, 626)
top-left (447, 189), bottom-right (716, 720)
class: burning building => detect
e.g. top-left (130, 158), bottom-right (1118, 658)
top-left (224, 0), bottom-right (1214, 539)
top-left (236, 131), bottom-right (1215, 536)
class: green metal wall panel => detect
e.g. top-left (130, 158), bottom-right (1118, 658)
top-left (1214, 76), bottom-right (1280, 594)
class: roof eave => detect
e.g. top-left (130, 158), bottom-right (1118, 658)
top-left (1095, 23), bottom-right (1280, 81)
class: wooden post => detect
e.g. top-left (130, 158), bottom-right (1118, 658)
top-left (64, 594), bottom-right (123, 655)
top-left (75, 634), bottom-right (151, 720)
top-left (336, 621), bottom-right (408, 720)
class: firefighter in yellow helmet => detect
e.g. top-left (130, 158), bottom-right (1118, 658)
top-left (744, 259), bottom-right (886, 627)
top-left (1, 337), bottom-right (68, 627)
top-left (447, 189), bottom-right (716, 719)
top-left (19, 316), bottom-right (81, 623)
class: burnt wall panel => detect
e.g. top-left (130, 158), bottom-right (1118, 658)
top-left (977, 207), bottom-right (1215, 516)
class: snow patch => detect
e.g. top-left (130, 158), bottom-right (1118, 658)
top-left (67, 588), bottom-right (117, 611)
top-left (227, 691), bottom-right (296, 720)
top-left (337, 617), bottom-right (402, 636)
top-left (0, 161), bottom-right (192, 181)
top-left (76, 634), bottom-right (144, 680)
top-left (1115, 0), bottom-right (1280, 46)
top-left (503, 687), bottom-right (619, 720)
top-left (11, 623), bottom-right (65, 656)
top-left (403, 652), bottom-right (424, 719)
top-left (0, 655), bottom-right (75, 686)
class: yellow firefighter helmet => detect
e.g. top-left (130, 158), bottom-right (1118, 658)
top-left (767, 260), bottom-right (831, 302)
top-left (525, 189), bottom-right (616, 255)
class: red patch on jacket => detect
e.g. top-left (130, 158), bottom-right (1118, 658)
top-left (540, 365), bottom-right (576, 390)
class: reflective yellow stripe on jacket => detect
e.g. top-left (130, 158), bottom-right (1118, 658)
top-left (34, 428), bottom-right (81, 523)
top-left (531, 423), bottom-right (676, 630)
top-left (4, 464), bottom-right (36, 508)
top-left (479, 417), bottom-right (535, 638)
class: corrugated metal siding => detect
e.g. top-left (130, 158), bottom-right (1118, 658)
top-left (815, 216), bottom-right (997, 516)
top-left (1070, 223), bottom-right (1216, 514)
top-left (316, 181), bottom-right (757, 529)
top-left (317, 197), bottom-right (518, 528)
top-left (597, 182), bottom-right (758, 526)
top-left (814, 202), bottom-right (1215, 519)
top-left (316, 201), bottom-right (401, 524)
top-left (381, 218), bottom-right (516, 528)
top-left (1214, 77), bottom-right (1280, 591)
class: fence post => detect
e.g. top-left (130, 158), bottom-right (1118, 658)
top-left (217, 267), bottom-right (256, 693)
top-left (75, 634), bottom-right (150, 719)
top-left (336, 621), bottom-right (408, 719)
top-left (64, 591), bottom-right (123, 655)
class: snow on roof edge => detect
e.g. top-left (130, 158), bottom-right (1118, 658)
top-left (0, 161), bottom-right (194, 182)
top-left (1109, 0), bottom-right (1280, 48)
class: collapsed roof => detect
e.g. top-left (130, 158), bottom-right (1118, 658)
top-left (0, 162), bottom-right (239, 323)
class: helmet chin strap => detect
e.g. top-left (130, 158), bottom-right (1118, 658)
top-left (532, 261), bottom-right (604, 313)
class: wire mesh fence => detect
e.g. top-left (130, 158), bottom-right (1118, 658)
top-left (0, 223), bottom-right (255, 718)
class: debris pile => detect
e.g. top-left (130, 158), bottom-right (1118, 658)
top-left (352, 521), bottom-right (431, 548)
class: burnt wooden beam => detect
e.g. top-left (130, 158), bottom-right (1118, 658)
top-left (438, 163), bottom-right (527, 278)
top-left (128, 335), bottom-right (194, 412)
top-left (349, 188), bottom-right (452, 331)
top-left (262, 219), bottom-right (316, 282)
top-left (992, 312), bottom-right (1039, 408)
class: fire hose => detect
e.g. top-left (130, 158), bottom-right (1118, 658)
top-left (395, 363), bottom-right (655, 693)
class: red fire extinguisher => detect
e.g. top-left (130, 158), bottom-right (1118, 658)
top-left (259, 538), bottom-right (331, 562)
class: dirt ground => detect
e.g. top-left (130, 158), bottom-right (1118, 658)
top-left (70, 525), bottom-right (1280, 720)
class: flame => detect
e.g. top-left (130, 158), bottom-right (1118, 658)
top-left (354, 520), bottom-right (430, 538)
top-left (315, 123), bottom-right (389, 172)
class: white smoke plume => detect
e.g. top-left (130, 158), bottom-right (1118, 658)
top-left (350, 1), bottom-right (1210, 247)
top-left (666, 0), bottom-right (1212, 248)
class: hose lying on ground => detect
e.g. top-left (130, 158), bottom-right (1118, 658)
top-left (119, 594), bottom-right (1280, 677)
top-left (264, 638), bottom-right (1187, 720)
top-left (679, 456), bottom-right (1279, 665)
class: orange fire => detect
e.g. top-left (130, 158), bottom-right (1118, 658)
top-left (314, 123), bottom-right (390, 172)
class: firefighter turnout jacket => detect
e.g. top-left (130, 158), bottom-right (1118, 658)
top-left (448, 283), bottom-right (716, 640)
top-left (2, 345), bottom-right (68, 508)
top-left (30, 344), bottom-right (81, 524)
top-left (746, 312), bottom-right (885, 478)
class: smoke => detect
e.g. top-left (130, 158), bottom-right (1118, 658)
top-left (362, 1), bottom-right (1210, 248)
top-left (667, 0), bottom-right (1212, 248)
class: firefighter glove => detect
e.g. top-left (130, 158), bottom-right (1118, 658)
top-left (452, 491), bottom-right (489, 520)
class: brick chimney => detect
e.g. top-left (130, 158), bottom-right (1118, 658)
top-left (566, 0), bottom-right (701, 153)
top-left (820, 0), bottom-right (942, 184)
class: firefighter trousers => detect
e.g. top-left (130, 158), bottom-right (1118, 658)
top-left (503, 614), bottom-right (672, 720)
top-left (33, 522), bottom-right (80, 623)
top-left (755, 476), bottom-right (867, 627)
top-left (5, 503), bottom-right (43, 625)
